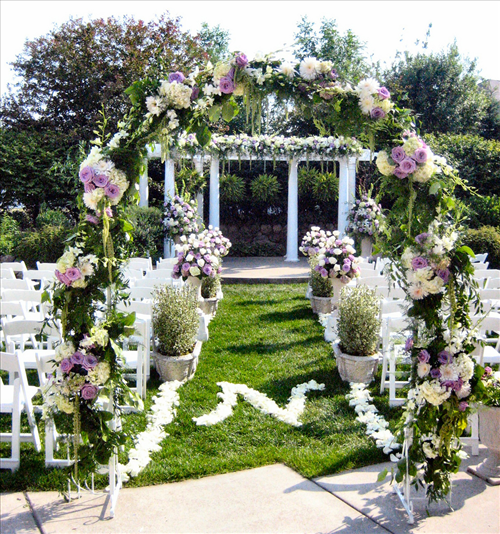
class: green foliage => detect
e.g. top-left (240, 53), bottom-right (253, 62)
top-left (424, 134), bottom-right (500, 198)
top-left (12, 225), bottom-right (69, 267)
top-left (465, 195), bottom-right (500, 229)
top-left (250, 174), bottom-right (281, 203)
top-left (220, 174), bottom-right (246, 203)
top-left (461, 226), bottom-right (500, 269)
top-left (312, 171), bottom-right (339, 203)
top-left (201, 274), bottom-right (221, 299)
top-left (36, 208), bottom-right (71, 228)
top-left (310, 268), bottom-right (333, 297)
top-left (336, 285), bottom-right (381, 356)
top-left (298, 166), bottom-right (319, 196)
top-left (176, 166), bottom-right (206, 198)
top-left (385, 44), bottom-right (493, 136)
top-left (197, 22), bottom-right (231, 64)
top-left (124, 205), bottom-right (164, 261)
top-left (152, 285), bottom-right (200, 356)
top-left (0, 214), bottom-right (21, 256)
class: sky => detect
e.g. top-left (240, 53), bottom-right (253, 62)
top-left (1, 0), bottom-right (500, 96)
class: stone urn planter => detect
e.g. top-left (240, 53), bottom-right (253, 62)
top-left (310, 296), bottom-right (334, 315)
top-left (360, 237), bottom-right (373, 258)
top-left (330, 277), bottom-right (345, 308)
top-left (154, 341), bottom-right (202, 382)
top-left (468, 405), bottom-right (500, 485)
top-left (199, 297), bottom-right (219, 317)
top-left (186, 275), bottom-right (203, 300)
top-left (333, 342), bottom-right (380, 384)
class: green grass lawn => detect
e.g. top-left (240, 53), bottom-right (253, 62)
top-left (0, 283), bottom-right (402, 492)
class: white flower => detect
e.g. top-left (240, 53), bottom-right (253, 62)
top-left (356, 78), bottom-right (380, 95)
top-left (417, 362), bottom-right (431, 378)
top-left (189, 266), bottom-right (201, 277)
top-left (146, 96), bottom-right (165, 116)
top-left (299, 57), bottom-right (318, 80)
top-left (278, 62), bottom-right (295, 78)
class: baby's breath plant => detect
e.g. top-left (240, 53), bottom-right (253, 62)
top-left (152, 285), bottom-right (199, 356)
top-left (336, 285), bottom-right (381, 356)
top-left (310, 268), bottom-right (333, 297)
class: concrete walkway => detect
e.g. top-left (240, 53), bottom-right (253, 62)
top-left (221, 256), bottom-right (310, 284)
top-left (2, 446), bottom-right (498, 534)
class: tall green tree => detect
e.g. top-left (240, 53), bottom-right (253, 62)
top-left (198, 22), bottom-right (231, 64)
top-left (384, 43), bottom-right (497, 136)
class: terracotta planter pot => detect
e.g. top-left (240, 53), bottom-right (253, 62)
top-left (468, 405), bottom-right (500, 485)
top-left (333, 342), bottom-right (379, 384)
top-left (310, 295), bottom-right (334, 315)
top-left (153, 341), bottom-right (202, 382)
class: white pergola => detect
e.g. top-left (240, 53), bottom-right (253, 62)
top-left (139, 144), bottom-right (371, 261)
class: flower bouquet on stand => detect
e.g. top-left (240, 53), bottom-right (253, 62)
top-left (163, 195), bottom-right (202, 245)
top-left (300, 226), bottom-right (333, 299)
top-left (346, 190), bottom-right (385, 258)
top-left (198, 226), bottom-right (232, 302)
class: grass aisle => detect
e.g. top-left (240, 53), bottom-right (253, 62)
top-left (0, 283), bottom-right (400, 492)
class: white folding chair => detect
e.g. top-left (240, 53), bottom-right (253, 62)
top-left (120, 318), bottom-right (149, 402)
top-left (156, 258), bottom-right (178, 269)
top-left (471, 253), bottom-right (488, 263)
top-left (1, 288), bottom-right (47, 320)
top-left (133, 278), bottom-right (181, 289)
top-left (356, 275), bottom-right (388, 288)
top-left (0, 351), bottom-right (42, 471)
top-left (471, 315), bottom-right (500, 367)
top-left (480, 288), bottom-right (500, 312)
top-left (145, 270), bottom-right (174, 280)
top-left (35, 353), bottom-right (74, 467)
top-left (36, 262), bottom-right (57, 271)
top-left (127, 257), bottom-right (153, 274)
top-left (0, 267), bottom-right (16, 279)
top-left (24, 270), bottom-right (57, 290)
top-left (1, 261), bottom-right (27, 276)
top-left (128, 286), bottom-right (155, 301)
top-left (0, 278), bottom-right (35, 290)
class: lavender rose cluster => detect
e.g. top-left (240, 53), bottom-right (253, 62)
top-left (59, 350), bottom-right (100, 400)
top-left (313, 233), bottom-right (361, 282)
top-left (163, 195), bottom-right (200, 238)
top-left (346, 195), bottom-right (384, 237)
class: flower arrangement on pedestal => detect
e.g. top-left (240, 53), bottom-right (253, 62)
top-left (299, 226), bottom-right (333, 259)
top-left (163, 195), bottom-right (201, 241)
top-left (172, 233), bottom-right (222, 281)
top-left (346, 192), bottom-right (385, 239)
top-left (313, 232), bottom-right (360, 283)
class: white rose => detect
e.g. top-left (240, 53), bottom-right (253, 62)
top-left (189, 266), bottom-right (201, 277)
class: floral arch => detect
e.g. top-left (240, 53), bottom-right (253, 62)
top-left (45, 51), bottom-right (484, 509)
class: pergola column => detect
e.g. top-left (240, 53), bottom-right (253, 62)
top-left (209, 156), bottom-right (220, 228)
top-left (338, 157), bottom-right (350, 237)
top-left (139, 158), bottom-right (149, 207)
top-left (348, 157), bottom-right (357, 213)
top-left (164, 159), bottom-right (176, 258)
top-left (194, 156), bottom-right (204, 220)
top-left (285, 158), bottom-right (299, 262)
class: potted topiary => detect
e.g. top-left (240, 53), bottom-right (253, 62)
top-left (333, 285), bottom-right (381, 383)
top-left (200, 274), bottom-right (221, 317)
top-left (152, 285), bottom-right (202, 382)
top-left (309, 268), bottom-right (334, 314)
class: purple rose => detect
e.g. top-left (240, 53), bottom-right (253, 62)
top-left (342, 263), bottom-right (351, 272)
top-left (411, 256), bottom-right (429, 270)
top-left (168, 71), bottom-right (185, 83)
top-left (370, 107), bottom-right (386, 120)
top-left (65, 267), bottom-right (82, 282)
top-left (202, 265), bottom-right (213, 276)
top-left (320, 268), bottom-right (328, 278)
top-left (70, 351), bottom-right (85, 365)
top-left (190, 86), bottom-right (200, 101)
top-left (413, 148), bottom-right (429, 163)
top-left (86, 214), bottom-right (99, 225)
top-left (377, 87), bottom-right (390, 100)
top-left (173, 263), bottom-right (180, 273)
top-left (219, 76), bottom-right (235, 94)
top-left (93, 174), bottom-right (109, 188)
top-left (415, 233), bottom-right (429, 245)
top-left (484, 366), bottom-right (493, 375)
top-left (104, 183), bottom-right (120, 199)
top-left (182, 262), bottom-right (191, 272)
top-left (60, 358), bottom-right (73, 373)
top-left (235, 53), bottom-right (248, 68)
top-left (437, 268), bottom-right (450, 284)
top-left (79, 166), bottom-right (94, 184)
top-left (83, 354), bottom-right (99, 371)
top-left (393, 166), bottom-right (408, 180)
top-left (391, 146), bottom-right (406, 163)
top-left (400, 157), bottom-right (417, 174)
top-left (172, 271), bottom-right (180, 279)
top-left (84, 182), bottom-right (96, 193)
top-left (459, 401), bottom-right (468, 412)
top-left (430, 368), bottom-right (441, 379)
top-left (418, 349), bottom-right (430, 363)
top-left (80, 383), bottom-right (99, 400)
top-left (438, 350), bottom-right (453, 364)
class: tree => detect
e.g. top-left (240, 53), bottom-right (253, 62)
top-left (384, 43), bottom-right (496, 136)
top-left (198, 22), bottom-right (231, 64)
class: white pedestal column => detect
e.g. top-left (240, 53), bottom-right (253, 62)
top-left (194, 156), bottom-right (204, 221)
top-left (139, 158), bottom-right (149, 207)
top-left (338, 158), bottom-right (350, 237)
top-left (209, 157), bottom-right (220, 228)
top-left (348, 158), bottom-right (357, 211)
top-left (285, 158), bottom-right (299, 262)
top-left (164, 159), bottom-right (176, 258)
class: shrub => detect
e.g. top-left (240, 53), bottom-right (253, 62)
top-left (465, 195), bottom-right (500, 230)
top-left (312, 172), bottom-right (339, 203)
top-left (125, 205), bottom-right (164, 261)
top-left (152, 285), bottom-right (200, 356)
top-left (201, 274), bottom-right (221, 298)
top-left (298, 167), bottom-right (320, 196)
top-left (250, 174), bottom-right (281, 203)
top-left (461, 226), bottom-right (500, 269)
top-left (0, 214), bottom-right (21, 256)
top-left (220, 174), bottom-right (246, 203)
top-left (176, 167), bottom-right (206, 197)
top-left (36, 208), bottom-right (71, 228)
top-left (336, 285), bottom-right (381, 356)
top-left (13, 225), bottom-right (69, 268)
top-left (310, 268), bottom-right (333, 297)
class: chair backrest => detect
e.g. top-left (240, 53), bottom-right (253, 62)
top-left (473, 269), bottom-right (490, 279)
top-left (1, 288), bottom-right (43, 304)
top-left (128, 286), bottom-right (154, 301)
top-left (35, 352), bottom-right (58, 387)
top-left (2, 319), bottom-right (61, 351)
top-left (357, 276), bottom-right (388, 287)
top-left (145, 270), bottom-right (174, 280)
top-left (156, 258), bottom-right (178, 269)
top-left (471, 253), bottom-right (488, 263)
top-left (0, 351), bottom-right (36, 415)
top-left (36, 262), bottom-right (57, 271)
top-left (133, 278), bottom-right (173, 289)
top-left (472, 261), bottom-right (489, 270)
top-left (0, 278), bottom-right (34, 290)
top-left (487, 277), bottom-right (500, 290)
top-left (0, 262), bottom-right (27, 275)
top-left (122, 268), bottom-right (144, 282)
top-left (0, 267), bottom-right (16, 279)
top-left (127, 257), bottom-right (153, 272)
top-left (117, 300), bottom-right (152, 317)
top-left (0, 301), bottom-right (26, 320)
top-left (479, 288), bottom-right (500, 301)
top-left (380, 298), bottom-right (406, 317)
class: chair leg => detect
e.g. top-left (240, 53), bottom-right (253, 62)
top-left (11, 380), bottom-right (21, 471)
